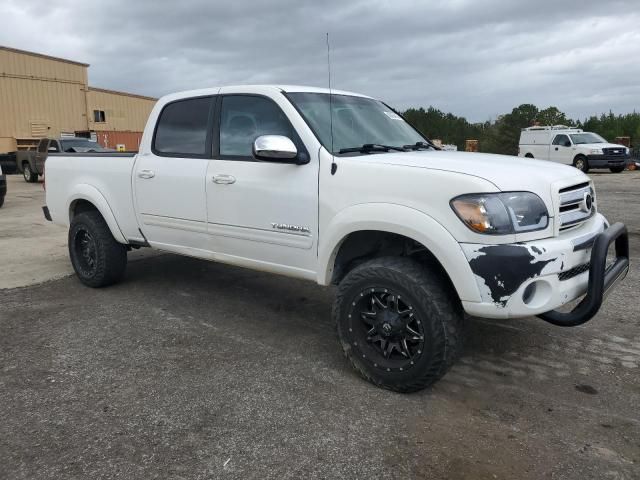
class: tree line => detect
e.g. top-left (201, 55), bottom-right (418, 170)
top-left (403, 104), bottom-right (640, 155)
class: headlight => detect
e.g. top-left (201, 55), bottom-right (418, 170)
top-left (625, 147), bottom-right (630, 155)
top-left (589, 148), bottom-right (603, 154)
top-left (451, 192), bottom-right (549, 235)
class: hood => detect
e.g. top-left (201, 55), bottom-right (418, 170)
top-left (354, 150), bottom-right (586, 191)
top-left (577, 142), bottom-right (626, 151)
top-left (67, 146), bottom-right (115, 153)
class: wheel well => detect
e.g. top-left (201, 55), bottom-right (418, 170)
top-left (331, 230), bottom-right (457, 293)
top-left (69, 199), bottom-right (100, 222)
top-left (525, 153), bottom-right (534, 158)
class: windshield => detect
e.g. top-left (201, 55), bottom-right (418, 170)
top-left (570, 133), bottom-right (606, 144)
top-left (60, 139), bottom-right (105, 150)
top-left (286, 92), bottom-right (426, 154)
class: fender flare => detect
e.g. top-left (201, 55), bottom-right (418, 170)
top-left (317, 203), bottom-right (482, 303)
top-left (66, 184), bottom-right (127, 244)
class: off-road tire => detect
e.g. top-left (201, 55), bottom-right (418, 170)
top-left (609, 166), bottom-right (625, 173)
top-left (334, 256), bottom-right (464, 393)
top-left (573, 155), bottom-right (589, 173)
top-left (68, 211), bottom-right (127, 287)
top-left (23, 163), bottom-right (38, 183)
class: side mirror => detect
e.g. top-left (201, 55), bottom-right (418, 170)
top-left (253, 135), bottom-right (298, 162)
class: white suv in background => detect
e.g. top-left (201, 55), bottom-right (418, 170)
top-left (519, 126), bottom-right (629, 173)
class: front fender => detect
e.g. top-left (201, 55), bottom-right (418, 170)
top-left (318, 203), bottom-right (482, 302)
top-left (66, 184), bottom-right (127, 244)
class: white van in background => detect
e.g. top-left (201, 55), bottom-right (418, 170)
top-left (518, 125), bottom-right (629, 173)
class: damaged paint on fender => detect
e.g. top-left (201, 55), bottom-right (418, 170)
top-left (468, 245), bottom-right (556, 307)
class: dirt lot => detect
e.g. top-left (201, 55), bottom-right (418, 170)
top-left (1, 172), bottom-right (639, 479)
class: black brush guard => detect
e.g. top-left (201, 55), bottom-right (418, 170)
top-left (538, 222), bottom-right (629, 327)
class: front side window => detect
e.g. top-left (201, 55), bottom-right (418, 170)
top-left (219, 95), bottom-right (295, 158)
top-left (286, 92), bottom-right (425, 154)
top-left (552, 134), bottom-right (569, 146)
top-left (153, 97), bottom-right (213, 156)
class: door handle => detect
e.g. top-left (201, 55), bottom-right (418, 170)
top-left (212, 174), bottom-right (236, 185)
top-left (138, 169), bottom-right (155, 179)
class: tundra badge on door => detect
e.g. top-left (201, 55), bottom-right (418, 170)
top-left (271, 223), bottom-right (311, 234)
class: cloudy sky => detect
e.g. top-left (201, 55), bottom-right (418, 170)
top-left (1, 0), bottom-right (638, 122)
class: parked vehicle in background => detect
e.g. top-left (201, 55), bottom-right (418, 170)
top-left (519, 126), bottom-right (630, 173)
top-left (43, 85), bottom-right (629, 393)
top-left (0, 164), bottom-right (6, 207)
top-left (18, 138), bottom-right (114, 182)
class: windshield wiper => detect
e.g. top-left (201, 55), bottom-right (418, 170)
top-left (338, 143), bottom-right (407, 154)
top-left (403, 141), bottom-right (440, 151)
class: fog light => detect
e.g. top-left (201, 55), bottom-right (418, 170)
top-left (522, 282), bottom-right (536, 305)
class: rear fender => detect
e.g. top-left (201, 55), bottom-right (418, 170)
top-left (67, 184), bottom-right (127, 244)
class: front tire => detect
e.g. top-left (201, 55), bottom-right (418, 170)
top-left (22, 163), bottom-right (38, 183)
top-left (334, 257), bottom-right (463, 393)
top-left (573, 156), bottom-right (589, 173)
top-left (69, 211), bottom-right (127, 287)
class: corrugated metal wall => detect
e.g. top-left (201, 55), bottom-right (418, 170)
top-left (87, 88), bottom-right (156, 133)
top-left (0, 46), bottom-right (157, 150)
top-left (0, 47), bottom-right (89, 139)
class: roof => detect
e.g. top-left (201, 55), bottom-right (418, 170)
top-left (88, 86), bottom-right (157, 102)
top-left (158, 84), bottom-right (372, 104)
top-left (0, 45), bottom-right (89, 67)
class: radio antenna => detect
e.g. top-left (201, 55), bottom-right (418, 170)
top-left (326, 32), bottom-right (337, 175)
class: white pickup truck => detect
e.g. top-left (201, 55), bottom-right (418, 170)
top-left (519, 126), bottom-right (630, 173)
top-left (43, 85), bottom-right (630, 392)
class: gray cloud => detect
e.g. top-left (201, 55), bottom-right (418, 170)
top-left (1, 0), bottom-right (638, 122)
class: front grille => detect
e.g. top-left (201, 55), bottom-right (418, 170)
top-left (557, 182), bottom-right (596, 231)
top-left (602, 147), bottom-right (626, 156)
top-left (558, 262), bottom-right (590, 281)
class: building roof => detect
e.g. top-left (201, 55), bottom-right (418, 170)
top-left (0, 45), bottom-right (89, 67)
top-left (88, 87), bottom-right (157, 102)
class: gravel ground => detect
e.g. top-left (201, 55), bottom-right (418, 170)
top-left (0, 171), bottom-right (638, 479)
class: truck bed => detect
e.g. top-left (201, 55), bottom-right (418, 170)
top-left (45, 152), bottom-right (141, 242)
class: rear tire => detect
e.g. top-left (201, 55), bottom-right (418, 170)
top-left (573, 156), bottom-right (589, 173)
top-left (22, 163), bottom-right (38, 183)
top-left (69, 211), bottom-right (127, 287)
top-left (609, 166), bottom-right (625, 173)
top-left (334, 256), bottom-right (464, 393)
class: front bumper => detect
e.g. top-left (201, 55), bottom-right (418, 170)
top-left (586, 154), bottom-right (629, 168)
top-left (460, 214), bottom-right (629, 324)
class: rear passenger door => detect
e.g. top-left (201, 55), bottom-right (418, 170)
top-left (133, 95), bottom-right (215, 254)
top-left (205, 92), bottom-right (319, 276)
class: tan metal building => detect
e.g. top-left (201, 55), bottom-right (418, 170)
top-left (0, 45), bottom-right (156, 154)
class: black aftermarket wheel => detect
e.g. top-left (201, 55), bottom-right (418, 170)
top-left (334, 257), bottom-right (463, 393)
top-left (69, 211), bottom-right (127, 287)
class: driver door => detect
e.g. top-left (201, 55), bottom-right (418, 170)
top-left (205, 93), bottom-right (318, 276)
top-left (549, 134), bottom-right (574, 164)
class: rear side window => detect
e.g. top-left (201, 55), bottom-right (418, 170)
top-left (153, 97), bottom-right (213, 157)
